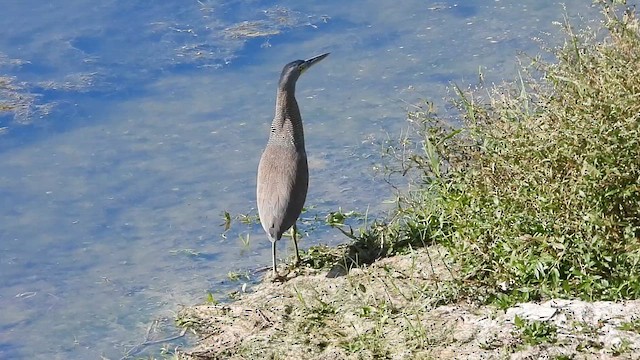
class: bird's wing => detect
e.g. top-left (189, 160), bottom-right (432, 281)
top-left (256, 146), bottom-right (308, 241)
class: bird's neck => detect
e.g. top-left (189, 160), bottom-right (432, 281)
top-left (268, 88), bottom-right (306, 152)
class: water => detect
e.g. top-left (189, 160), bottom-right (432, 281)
top-left (0, 0), bottom-right (615, 358)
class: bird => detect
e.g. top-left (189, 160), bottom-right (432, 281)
top-left (256, 52), bottom-right (330, 278)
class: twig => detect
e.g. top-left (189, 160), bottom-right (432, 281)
top-left (120, 320), bottom-right (187, 360)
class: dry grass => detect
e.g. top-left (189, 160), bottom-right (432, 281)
top-left (176, 246), bottom-right (640, 359)
top-left (177, 246), bottom-right (459, 359)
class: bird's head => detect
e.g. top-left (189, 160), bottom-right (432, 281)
top-left (278, 52), bottom-right (330, 90)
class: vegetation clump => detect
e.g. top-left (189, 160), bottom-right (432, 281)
top-left (360, 1), bottom-right (640, 306)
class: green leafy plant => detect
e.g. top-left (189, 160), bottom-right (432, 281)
top-left (514, 315), bottom-right (557, 345)
top-left (353, 1), bottom-right (640, 305)
top-left (618, 318), bottom-right (640, 333)
top-left (610, 338), bottom-right (632, 356)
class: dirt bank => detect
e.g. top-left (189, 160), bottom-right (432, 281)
top-left (176, 246), bottom-right (640, 359)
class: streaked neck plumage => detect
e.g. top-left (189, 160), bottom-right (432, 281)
top-left (268, 81), bottom-right (306, 152)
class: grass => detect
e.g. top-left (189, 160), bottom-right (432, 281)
top-left (177, 1), bottom-right (640, 358)
top-left (618, 318), bottom-right (640, 333)
top-left (177, 246), bottom-right (460, 359)
top-left (338, 0), bottom-right (640, 307)
top-left (610, 338), bottom-right (632, 356)
top-left (513, 315), bottom-right (557, 346)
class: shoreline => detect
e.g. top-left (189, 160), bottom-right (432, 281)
top-left (176, 246), bottom-right (640, 359)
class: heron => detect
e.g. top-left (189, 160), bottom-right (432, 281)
top-left (256, 53), bottom-right (330, 278)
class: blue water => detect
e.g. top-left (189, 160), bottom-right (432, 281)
top-left (0, 1), bottom-right (615, 358)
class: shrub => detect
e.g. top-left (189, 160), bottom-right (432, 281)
top-left (360, 1), bottom-right (640, 304)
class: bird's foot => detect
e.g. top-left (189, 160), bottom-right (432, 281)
top-left (270, 271), bottom-right (289, 283)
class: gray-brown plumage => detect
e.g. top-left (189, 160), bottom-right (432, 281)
top-left (257, 53), bottom-right (329, 277)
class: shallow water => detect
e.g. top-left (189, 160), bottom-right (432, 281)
top-left (0, 0), bottom-right (616, 358)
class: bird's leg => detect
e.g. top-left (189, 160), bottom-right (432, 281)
top-left (271, 240), bottom-right (288, 283)
top-left (292, 224), bottom-right (301, 266)
top-left (272, 240), bottom-right (278, 276)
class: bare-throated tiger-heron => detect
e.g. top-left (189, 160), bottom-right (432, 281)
top-left (256, 53), bottom-right (329, 277)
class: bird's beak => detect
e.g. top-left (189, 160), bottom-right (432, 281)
top-left (301, 52), bottom-right (330, 72)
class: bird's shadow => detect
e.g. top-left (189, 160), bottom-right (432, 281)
top-left (297, 223), bottom-right (434, 279)
top-left (324, 233), bottom-right (387, 278)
